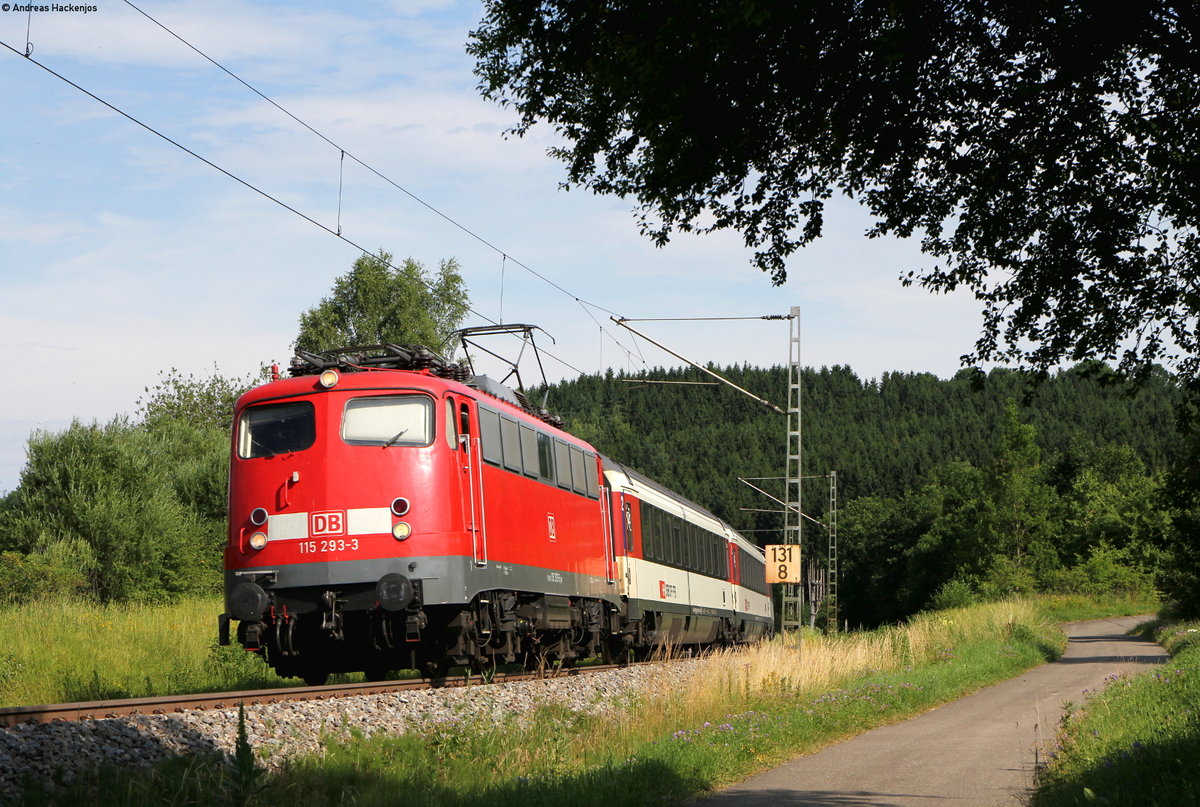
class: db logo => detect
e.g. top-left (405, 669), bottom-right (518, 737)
top-left (310, 511), bottom-right (346, 537)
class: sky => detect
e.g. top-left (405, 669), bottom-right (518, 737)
top-left (0, 0), bottom-right (987, 493)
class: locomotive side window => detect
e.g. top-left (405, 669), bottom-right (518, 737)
top-left (519, 424), bottom-right (539, 478)
top-left (500, 416), bottom-right (523, 472)
top-left (238, 402), bottom-right (315, 459)
top-left (554, 440), bottom-right (572, 490)
top-left (583, 453), bottom-right (600, 498)
top-left (342, 396), bottom-right (433, 446)
top-left (478, 407), bottom-right (502, 464)
top-left (569, 446), bottom-right (587, 495)
top-left (536, 433), bottom-right (556, 483)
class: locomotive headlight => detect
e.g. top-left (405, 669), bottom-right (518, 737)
top-left (249, 507), bottom-right (268, 526)
top-left (390, 497), bottom-right (410, 517)
top-left (249, 531), bottom-right (268, 550)
top-left (392, 521), bottom-right (412, 541)
top-left (318, 369), bottom-right (339, 389)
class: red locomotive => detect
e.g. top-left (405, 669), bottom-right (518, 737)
top-left (219, 343), bottom-right (772, 683)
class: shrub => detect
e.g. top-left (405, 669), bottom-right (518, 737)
top-left (928, 577), bottom-right (978, 610)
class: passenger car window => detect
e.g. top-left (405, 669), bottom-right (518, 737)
top-left (342, 396), bottom-right (433, 446)
top-left (238, 401), bottom-right (315, 459)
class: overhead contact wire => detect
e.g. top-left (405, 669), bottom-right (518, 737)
top-left (0, 36), bottom-right (591, 381)
top-left (121, 0), bottom-right (625, 323)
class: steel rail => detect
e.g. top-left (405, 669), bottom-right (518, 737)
top-left (0, 664), bottom-right (625, 727)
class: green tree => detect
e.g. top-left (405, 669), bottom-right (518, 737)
top-left (295, 251), bottom-right (469, 355)
top-left (0, 419), bottom-right (220, 602)
top-left (470, 2), bottom-right (1198, 380)
top-left (137, 365), bottom-right (263, 432)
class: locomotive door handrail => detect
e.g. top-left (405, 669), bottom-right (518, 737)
top-left (466, 435), bottom-right (487, 566)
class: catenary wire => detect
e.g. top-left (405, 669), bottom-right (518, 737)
top-left (0, 36), bottom-right (592, 379)
top-left (5, 15), bottom-right (772, 382)
top-left (120, 0), bottom-right (627, 327)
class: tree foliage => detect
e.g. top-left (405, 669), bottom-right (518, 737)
top-left (0, 418), bottom-right (224, 602)
top-left (137, 365), bottom-right (264, 432)
top-left (295, 251), bottom-right (470, 355)
top-left (0, 366), bottom-right (258, 603)
top-left (545, 363), bottom-right (1177, 625)
top-left (470, 2), bottom-right (1200, 378)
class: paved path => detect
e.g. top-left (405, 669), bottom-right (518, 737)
top-left (696, 616), bottom-right (1165, 807)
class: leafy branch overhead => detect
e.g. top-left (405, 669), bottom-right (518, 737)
top-left (469, 2), bottom-right (1199, 378)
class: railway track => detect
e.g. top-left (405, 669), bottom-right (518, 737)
top-left (0, 664), bottom-right (625, 727)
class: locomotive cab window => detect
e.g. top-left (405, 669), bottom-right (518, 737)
top-left (238, 401), bottom-right (316, 459)
top-left (342, 396), bottom-right (433, 446)
top-left (444, 398), bottom-right (458, 450)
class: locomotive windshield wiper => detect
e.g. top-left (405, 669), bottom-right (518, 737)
top-left (383, 428), bottom-right (409, 448)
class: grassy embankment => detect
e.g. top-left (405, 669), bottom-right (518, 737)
top-left (13, 597), bottom-right (1083, 807)
top-left (0, 596), bottom-right (288, 706)
top-left (1031, 612), bottom-right (1200, 807)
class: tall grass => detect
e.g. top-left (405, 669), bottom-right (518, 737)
top-left (0, 596), bottom-right (291, 706)
top-left (598, 599), bottom-right (1062, 755)
top-left (1032, 592), bottom-right (1161, 624)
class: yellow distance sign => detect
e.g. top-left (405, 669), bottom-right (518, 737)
top-left (765, 544), bottom-right (801, 584)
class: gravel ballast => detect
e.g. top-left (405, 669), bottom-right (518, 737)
top-left (0, 661), bottom-right (695, 797)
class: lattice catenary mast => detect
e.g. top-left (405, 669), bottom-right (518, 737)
top-left (781, 306), bottom-right (804, 632)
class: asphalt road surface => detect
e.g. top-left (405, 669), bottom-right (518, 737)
top-left (696, 615), bottom-right (1165, 807)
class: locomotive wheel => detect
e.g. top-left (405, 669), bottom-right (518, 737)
top-left (301, 669), bottom-right (329, 686)
top-left (605, 637), bottom-right (631, 666)
top-left (420, 656), bottom-right (451, 679)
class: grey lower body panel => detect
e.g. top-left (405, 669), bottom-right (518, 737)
top-left (225, 555), bottom-right (621, 614)
top-left (625, 597), bottom-right (773, 644)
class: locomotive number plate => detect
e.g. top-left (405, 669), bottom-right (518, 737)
top-left (297, 538), bottom-right (361, 554)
